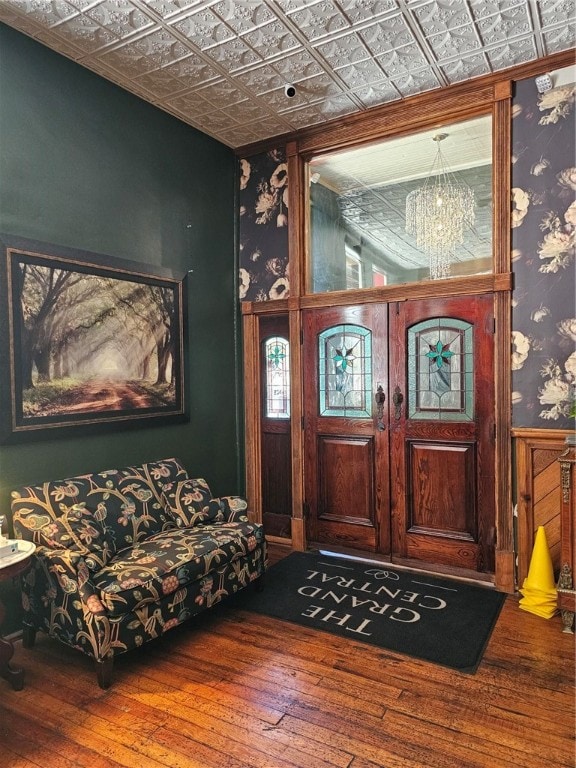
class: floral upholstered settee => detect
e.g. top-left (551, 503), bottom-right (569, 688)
top-left (11, 457), bottom-right (266, 688)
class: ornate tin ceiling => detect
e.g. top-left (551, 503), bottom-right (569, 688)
top-left (0, 0), bottom-right (574, 149)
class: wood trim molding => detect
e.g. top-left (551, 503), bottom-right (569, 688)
top-left (512, 428), bottom-right (573, 440)
top-left (241, 274), bottom-right (513, 315)
top-left (297, 91), bottom-right (494, 157)
top-left (242, 313), bottom-right (262, 524)
top-left (493, 87), bottom-right (511, 275)
top-left (289, 306), bottom-right (305, 531)
top-left (494, 289), bottom-right (514, 593)
top-left (286, 140), bottom-right (303, 299)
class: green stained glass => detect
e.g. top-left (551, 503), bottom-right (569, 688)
top-left (318, 325), bottom-right (372, 417)
top-left (264, 336), bottom-right (290, 419)
top-left (268, 344), bottom-right (286, 368)
top-left (408, 318), bottom-right (474, 421)
top-left (425, 340), bottom-right (455, 368)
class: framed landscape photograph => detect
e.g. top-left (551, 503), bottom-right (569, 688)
top-left (0, 234), bottom-right (188, 443)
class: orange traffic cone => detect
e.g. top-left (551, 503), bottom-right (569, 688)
top-left (519, 526), bottom-right (558, 619)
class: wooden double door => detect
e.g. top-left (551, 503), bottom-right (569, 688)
top-left (303, 295), bottom-right (496, 575)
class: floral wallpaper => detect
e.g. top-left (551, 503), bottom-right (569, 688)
top-left (238, 149), bottom-right (289, 302)
top-left (237, 80), bottom-right (575, 428)
top-left (511, 75), bottom-right (575, 429)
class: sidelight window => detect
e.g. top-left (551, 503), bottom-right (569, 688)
top-left (264, 336), bottom-right (290, 419)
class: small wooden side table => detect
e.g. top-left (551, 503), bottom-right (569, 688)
top-left (0, 540), bottom-right (36, 690)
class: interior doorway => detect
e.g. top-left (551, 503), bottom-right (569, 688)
top-left (302, 295), bottom-right (496, 577)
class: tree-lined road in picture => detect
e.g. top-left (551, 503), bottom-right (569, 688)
top-left (35, 380), bottom-right (171, 416)
top-left (14, 257), bottom-right (180, 420)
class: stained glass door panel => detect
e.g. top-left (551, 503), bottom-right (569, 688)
top-left (408, 318), bottom-right (474, 420)
top-left (303, 304), bottom-right (389, 554)
top-left (318, 325), bottom-right (372, 417)
top-left (389, 295), bottom-right (496, 573)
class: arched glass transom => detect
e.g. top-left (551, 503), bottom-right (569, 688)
top-left (318, 325), bottom-right (372, 417)
top-left (408, 317), bottom-right (474, 421)
top-left (264, 336), bottom-right (290, 419)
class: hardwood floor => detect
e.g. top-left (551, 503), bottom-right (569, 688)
top-left (1, 544), bottom-right (574, 768)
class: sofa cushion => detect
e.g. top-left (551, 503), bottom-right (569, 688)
top-left (160, 478), bottom-right (217, 527)
top-left (12, 458), bottom-right (188, 555)
top-left (92, 521), bottom-right (264, 616)
top-left (37, 505), bottom-right (111, 572)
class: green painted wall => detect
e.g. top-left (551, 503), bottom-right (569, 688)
top-left (0, 24), bottom-right (240, 631)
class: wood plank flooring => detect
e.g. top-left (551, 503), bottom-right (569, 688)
top-left (1, 545), bottom-right (574, 768)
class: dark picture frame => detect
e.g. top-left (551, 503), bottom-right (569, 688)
top-left (0, 234), bottom-right (188, 443)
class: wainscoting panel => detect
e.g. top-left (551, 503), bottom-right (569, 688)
top-left (515, 429), bottom-right (570, 588)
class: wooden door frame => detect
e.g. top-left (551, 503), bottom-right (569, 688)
top-left (243, 271), bottom-right (512, 588)
top-left (241, 51), bottom-right (576, 593)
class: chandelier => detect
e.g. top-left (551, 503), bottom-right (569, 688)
top-left (405, 133), bottom-right (475, 280)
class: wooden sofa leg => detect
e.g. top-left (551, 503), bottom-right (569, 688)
top-left (95, 658), bottom-right (113, 690)
top-left (22, 624), bottom-right (36, 649)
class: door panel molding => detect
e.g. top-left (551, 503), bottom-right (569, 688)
top-left (408, 441), bottom-right (477, 543)
top-left (317, 434), bottom-right (375, 527)
top-left (405, 533), bottom-right (480, 571)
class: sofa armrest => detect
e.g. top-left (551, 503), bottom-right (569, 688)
top-left (22, 546), bottom-right (106, 624)
top-left (212, 496), bottom-right (250, 523)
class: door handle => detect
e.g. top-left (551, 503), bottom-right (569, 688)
top-left (375, 384), bottom-right (386, 431)
top-left (393, 386), bottom-right (403, 420)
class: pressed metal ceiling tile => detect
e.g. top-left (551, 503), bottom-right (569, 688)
top-left (314, 33), bottom-right (372, 67)
top-left (352, 79), bottom-right (400, 106)
top-left (97, 27), bottom-right (191, 75)
top-left (0, 0), bottom-right (573, 147)
top-left (172, 8), bottom-right (236, 48)
top-left (4, 0), bottom-right (80, 26)
top-left (440, 52), bottom-right (490, 83)
top-left (335, 58), bottom-right (387, 87)
top-left (288, 1), bottom-right (351, 41)
top-left (392, 68), bottom-right (443, 97)
top-left (412, 0), bottom-right (473, 36)
top-left (235, 65), bottom-right (285, 93)
top-left (543, 25), bottom-right (576, 55)
top-left (336, 0), bottom-right (398, 24)
top-left (485, 37), bottom-right (539, 68)
top-left (53, 15), bottom-right (120, 52)
top-left (536, 0), bottom-right (576, 27)
top-left (212, 0), bottom-right (276, 33)
top-left (425, 25), bottom-right (481, 59)
top-left (85, 1), bottom-right (155, 36)
top-left (269, 49), bottom-right (325, 80)
top-left (203, 36), bottom-right (262, 70)
top-left (358, 16), bottom-right (416, 56)
top-left (242, 20), bottom-right (301, 58)
top-left (140, 0), bottom-right (201, 17)
top-left (376, 42), bottom-right (429, 76)
top-left (164, 90), bottom-right (212, 114)
top-left (475, 5), bottom-right (533, 44)
top-left (469, 0), bottom-right (525, 19)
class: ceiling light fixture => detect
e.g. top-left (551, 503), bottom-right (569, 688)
top-left (405, 133), bottom-right (475, 280)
